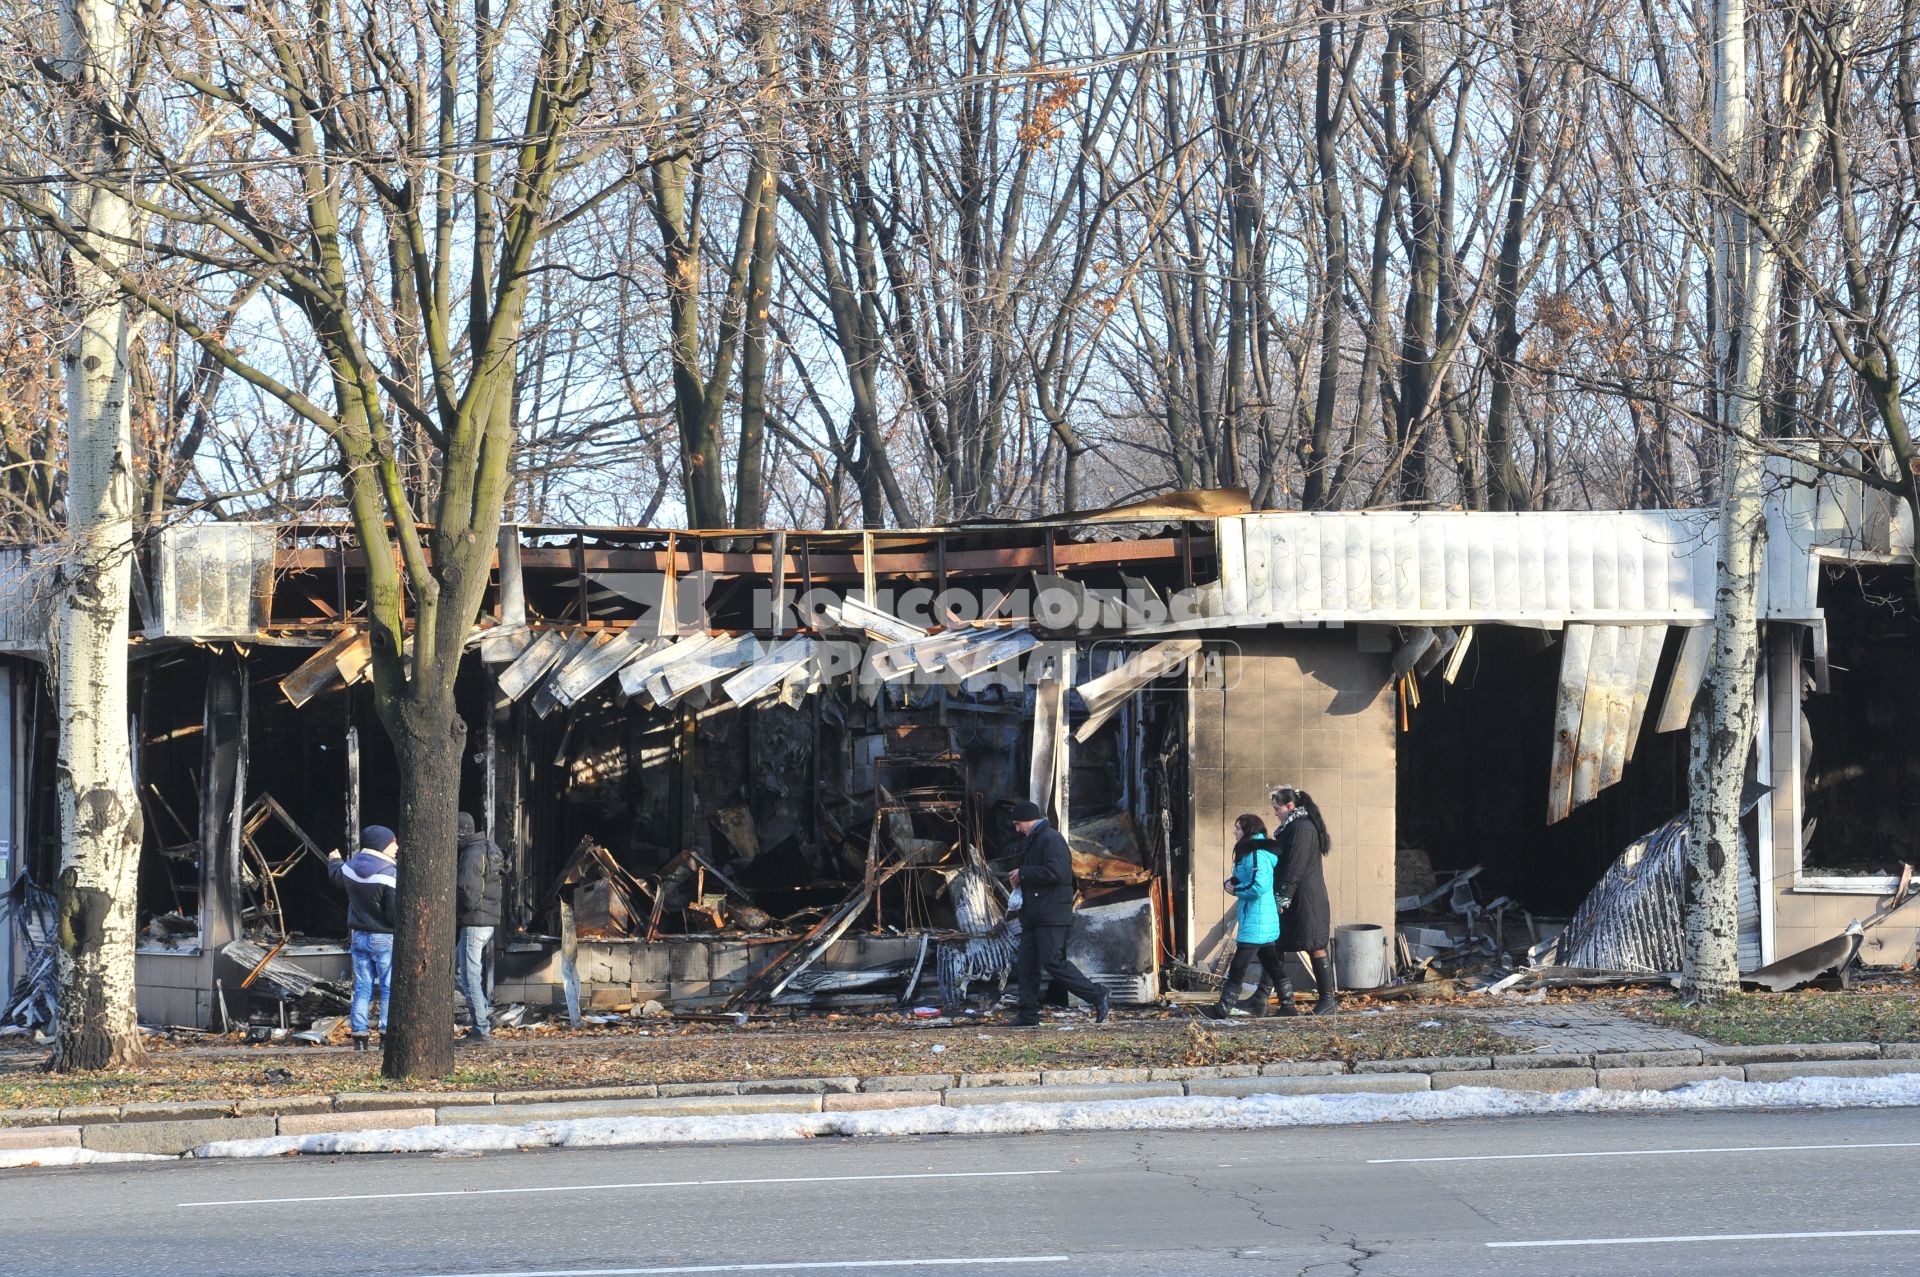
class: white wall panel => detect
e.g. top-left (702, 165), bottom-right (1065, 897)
top-left (1207, 506), bottom-right (1830, 627)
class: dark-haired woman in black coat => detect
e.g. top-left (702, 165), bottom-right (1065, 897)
top-left (1270, 785), bottom-right (1337, 1014)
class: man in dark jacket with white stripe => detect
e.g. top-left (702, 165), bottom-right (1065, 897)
top-left (327, 825), bottom-right (398, 1050)
top-left (456, 812), bottom-right (505, 1041)
top-left (1007, 799), bottom-right (1110, 1027)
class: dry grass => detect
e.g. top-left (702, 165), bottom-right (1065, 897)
top-left (0, 1007), bottom-right (1518, 1110)
top-left (1629, 979), bottom-right (1920, 1046)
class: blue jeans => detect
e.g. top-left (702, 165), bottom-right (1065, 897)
top-left (349, 931), bottom-right (393, 1035)
top-left (458, 925), bottom-right (494, 1035)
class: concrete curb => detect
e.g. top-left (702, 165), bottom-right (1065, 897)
top-left (8, 1042), bottom-right (1920, 1156)
top-left (1432, 1067), bottom-right (1597, 1092)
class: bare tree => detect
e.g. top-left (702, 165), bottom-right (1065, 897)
top-left (622, 0), bottom-right (782, 528)
top-left (46, 0), bottom-right (148, 1071)
top-left (7, 0), bottom-right (627, 1076)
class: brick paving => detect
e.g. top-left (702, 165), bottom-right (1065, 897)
top-left (1467, 1006), bottom-right (1714, 1053)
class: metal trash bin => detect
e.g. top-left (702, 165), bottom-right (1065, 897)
top-left (1334, 923), bottom-right (1390, 990)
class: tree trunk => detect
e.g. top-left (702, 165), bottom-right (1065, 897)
top-left (1485, 8), bottom-right (1540, 513)
top-left (735, 171), bottom-right (776, 528)
top-left (380, 691), bottom-right (464, 1079)
top-left (50, 0), bottom-right (148, 1073)
top-left (1682, 444), bottom-right (1764, 1004)
top-left (1684, 0), bottom-right (1763, 1004)
top-left (1304, 0), bottom-right (1347, 510)
top-left (1393, 9), bottom-right (1439, 505)
top-left (661, 222), bottom-right (730, 528)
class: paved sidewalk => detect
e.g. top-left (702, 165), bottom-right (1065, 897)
top-left (1469, 1006), bottom-right (1715, 1054)
top-left (6, 1038), bottom-right (1918, 1158)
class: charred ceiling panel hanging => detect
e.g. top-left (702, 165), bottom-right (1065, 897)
top-left (278, 628), bottom-right (372, 707)
top-left (1545, 623), bottom-right (1669, 824)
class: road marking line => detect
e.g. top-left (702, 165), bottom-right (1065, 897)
top-left (179, 1169), bottom-right (1058, 1209)
top-left (420, 1258), bottom-right (1071, 1276)
top-left (1370, 1139), bottom-right (1920, 1165)
top-left (1489, 1228), bottom-right (1920, 1249)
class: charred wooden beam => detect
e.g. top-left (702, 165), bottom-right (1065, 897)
top-left (275, 535), bottom-right (1187, 577)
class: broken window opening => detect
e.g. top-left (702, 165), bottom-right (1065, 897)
top-left (1800, 563), bottom-right (1920, 883)
top-left (1065, 642), bottom-right (1184, 922)
top-left (241, 650), bottom-right (356, 940)
top-left (10, 661), bottom-right (57, 891)
top-left (1395, 624), bottom-right (1694, 967)
top-left (135, 648), bottom-right (213, 950)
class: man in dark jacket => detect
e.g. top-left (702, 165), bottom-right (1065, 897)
top-left (456, 812), bottom-right (505, 1041)
top-left (1007, 799), bottom-right (1110, 1027)
top-left (327, 825), bottom-right (398, 1050)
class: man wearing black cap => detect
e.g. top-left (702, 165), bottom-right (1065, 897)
top-left (1007, 799), bottom-right (1111, 1027)
top-left (455, 812), bottom-right (504, 1041)
top-left (328, 826), bottom-right (399, 1051)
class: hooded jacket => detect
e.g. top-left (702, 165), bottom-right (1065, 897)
top-left (1228, 834), bottom-right (1280, 945)
top-left (328, 847), bottom-right (398, 935)
top-left (457, 820), bottom-right (505, 929)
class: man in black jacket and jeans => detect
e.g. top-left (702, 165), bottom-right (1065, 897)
top-left (327, 826), bottom-right (398, 1051)
top-left (456, 812), bottom-right (505, 1041)
top-left (1007, 799), bottom-right (1110, 1027)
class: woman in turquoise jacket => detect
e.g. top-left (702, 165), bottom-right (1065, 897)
top-left (1216, 815), bottom-right (1294, 1017)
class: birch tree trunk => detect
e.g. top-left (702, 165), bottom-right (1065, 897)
top-left (50, 0), bottom-right (147, 1071)
top-left (1683, 0), bottom-right (1838, 1002)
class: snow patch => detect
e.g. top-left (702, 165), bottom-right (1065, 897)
top-left (0, 1147), bottom-right (172, 1169)
top-left (187, 1071), bottom-right (1920, 1161)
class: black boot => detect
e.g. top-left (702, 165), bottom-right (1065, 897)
top-left (351, 1032), bottom-right (369, 1052)
top-left (1272, 978), bottom-right (1300, 1017)
top-left (1311, 956), bottom-right (1338, 1015)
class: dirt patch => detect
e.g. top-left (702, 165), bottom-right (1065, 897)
top-left (0, 1007), bottom-right (1519, 1110)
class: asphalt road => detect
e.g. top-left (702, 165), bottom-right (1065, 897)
top-left (8, 1105), bottom-right (1920, 1276)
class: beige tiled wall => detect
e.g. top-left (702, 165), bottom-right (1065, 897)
top-left (1189, 629), bottom-right (1397, 966)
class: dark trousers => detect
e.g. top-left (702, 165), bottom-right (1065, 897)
top-left (1224, 941), bottom-right (1287, 998)
top-left (1017, 922), bottom-right (1104, 1018)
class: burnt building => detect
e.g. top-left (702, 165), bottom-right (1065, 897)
top-left (1, 468), bottom-right (1914, 1031)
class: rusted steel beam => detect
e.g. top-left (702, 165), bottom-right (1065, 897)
top-left (276, 536), bottom-right (1185, 577)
